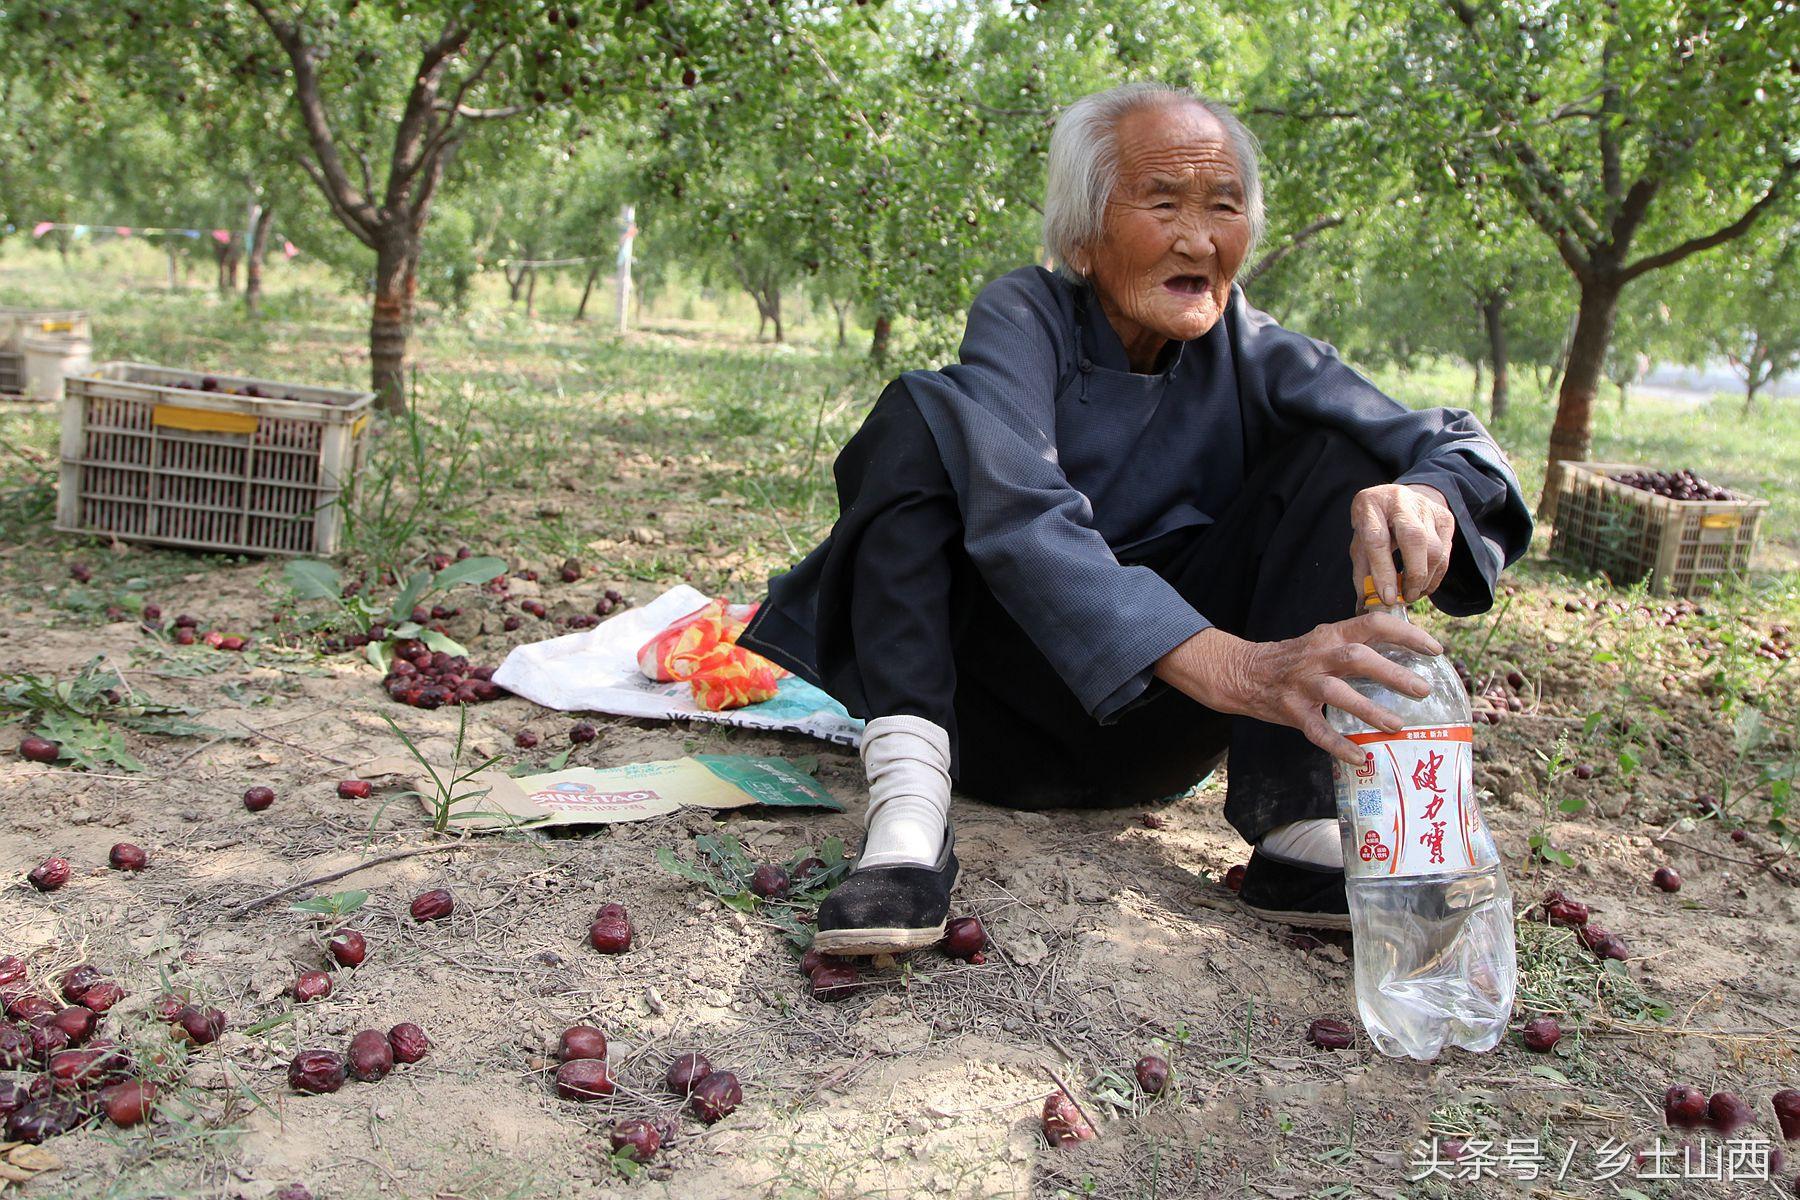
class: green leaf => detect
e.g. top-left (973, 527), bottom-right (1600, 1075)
top-left (1526, 1064), bottom-right (1571, 1085)
top-left (431, 555), bottom-right (507, 590)
top-left (288, 889), bottom-right (368, 916)
top-left (1541, 846), bottom-right (1577, 868)
top-left (366, 639), bottom-right (391, 673)
top-left (389, 570), bottom-right (433, 623)
top-left (1557, 797), bottom-right (1588, 814)
top-left (282, 560), bottom-right (342, 602)
top-left (417, 628), bottom-right (468, 657)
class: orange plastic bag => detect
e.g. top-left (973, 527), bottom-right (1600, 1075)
top-left (637, 598), bottom-right (786, 711)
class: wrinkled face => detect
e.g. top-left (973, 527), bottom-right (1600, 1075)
top-left (1077, 102), bottom-right (1253, 368)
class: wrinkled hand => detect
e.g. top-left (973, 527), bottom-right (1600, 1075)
top-left (1153, 617), bottom-right (1443, 765)
top-left (1350, 484), bottom-right (1455, 605)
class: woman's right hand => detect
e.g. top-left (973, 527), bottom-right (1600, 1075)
top-left (1152, 617), bottom-right (1443, 766)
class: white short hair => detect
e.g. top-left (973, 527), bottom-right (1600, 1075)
top-left (1044, 83), bottom-right (1265, 282)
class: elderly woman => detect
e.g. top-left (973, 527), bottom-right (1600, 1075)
top-left (738, 83), bottom-right (1532, 955)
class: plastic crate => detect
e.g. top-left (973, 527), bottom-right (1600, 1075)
top-left (0, 308), bottom-right (89, 351)
top-left (55, 362), bottom-right (375, 556)
top-left (0, 309), bottom-right (87, 397)
top-left (1549, 460), bottom-right (1768, 596)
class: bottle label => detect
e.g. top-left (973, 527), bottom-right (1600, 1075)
top-left (1336, 725), bottom-right (1489, 880)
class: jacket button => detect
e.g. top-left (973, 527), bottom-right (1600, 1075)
top-left (1078, 357), bottom-right (1093, 373)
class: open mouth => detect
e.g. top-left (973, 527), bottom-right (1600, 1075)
top-left (1163, 274), bottom-right (1209, 296)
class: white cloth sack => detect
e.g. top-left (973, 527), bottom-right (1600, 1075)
top-left (491, 584), bottom-right (863, 747)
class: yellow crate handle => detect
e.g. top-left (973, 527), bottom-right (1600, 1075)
top-left (152, 404), bottom-right (259, 435)
top-left (37, 320), bottom-right (78, 333)
top-left (1700, 513), bottom-right (1739, 531)
top-left (351, 414), bottom-right (369, 439)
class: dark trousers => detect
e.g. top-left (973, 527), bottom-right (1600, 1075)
top-left (817, 387), bottom-right (1389, 845)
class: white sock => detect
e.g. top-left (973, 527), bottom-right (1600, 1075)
top-left (1260, 818), bottom-right (1344, 869)
top-left (856, 715), bottom-right (951, 869)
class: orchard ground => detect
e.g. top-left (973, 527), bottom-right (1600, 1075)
top-left (2, 245), bottom-right (1798, 1200)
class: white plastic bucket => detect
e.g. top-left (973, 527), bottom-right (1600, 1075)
top-left (22, 333), bottom-right (92, 402)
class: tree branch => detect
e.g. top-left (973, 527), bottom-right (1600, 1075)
top-left (1239, 214), bottom-right (1345, 288)
top-left (1620, 159), bottom-right (1800, 283)
top-left (385, 18), bottom-right (470, 212)
top-left (1599, 41), bottom-right (1622, 205)
top-left (295, 155), bottom-right (378, 250)
top-left (245, 0), bottom-right (376, 239)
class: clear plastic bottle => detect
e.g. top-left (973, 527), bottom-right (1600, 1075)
top-left (1327, 579), bottom-right (1515, 1060)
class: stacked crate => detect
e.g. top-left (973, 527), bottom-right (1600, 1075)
top-left (57, 362), bottom-right (375, 556)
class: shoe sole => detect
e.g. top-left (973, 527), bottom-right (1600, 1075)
top-left (1240, 901), bottom-right (1352, 932)
top-left (810, 922), bottom-right (948, 956)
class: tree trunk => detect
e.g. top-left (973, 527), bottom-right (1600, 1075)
top-left (1541, 278), bottom-right (1622, 520)
top-left (832, 299), bottom-right (848, 349)
top-left (245, 201), bottom-right (274, 315)
top-left (1471, 359), bottom-right (1483, 409)
top-left (165, 244), bottom-right (179, 291)
top-left (870, 312), bottom-right (892, 365)
top-left (525, 267), bottom-right (537, 318)
top-left (769, 285), bottom-right (783, 343)
top-left (574, 263), bottom-right (600, 321)
top-left (371, 232), bottom-right (418, 414)
top-left (506, 264), bottom-right (528, 303)
top-left (1482, 291), bottom-right (1509, 422)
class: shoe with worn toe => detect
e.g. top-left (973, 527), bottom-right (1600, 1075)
top-left (1237, 847), bottom-right (1351, 931)
top-left (811, 826), bottom-right (959, 956)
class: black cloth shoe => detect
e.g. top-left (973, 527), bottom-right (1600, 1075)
top-left (1238, 847), bottom-right (1350, 931)
top-left (811, 826), bottom-right (959, 956)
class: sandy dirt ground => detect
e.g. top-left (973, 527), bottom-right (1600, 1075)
top-left (2, 547), bottom-right (1798, 1200)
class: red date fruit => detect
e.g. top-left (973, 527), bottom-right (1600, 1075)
top-left (942, 915), bottom-right (988, 961)
top-left (689, 1071), bottom-right (742, 1123)
top-left (30, 1022), bottom-right (70, 1062)
top-left (108, 843), bottom-right (149, 871)
top-left (1772, 1089), bottom-right (1800, 1141)
top-left (48, 1047), bottom-right (114, 1089)
top-left (79, 980), bottom-right (126, 1014)
top-left (1134, 1054), bottom-right (1171, 1095)
top-left (347, 1030), bottom-right (394, 1082)
top-left (1545, 898), bottom-right (1590, 927)
top-left (569, 722), bottom-right (597, 745)
top-left (288, 1050), bottom-right (347, 1094)
top-left (327, 929), bottom-right (367, 968)
top-left (28, 857), bottom-right (71, 891)
top-left (1665, 1084), bottom-right (1709, 1128)
top-left (1592, 933), bottom-right (1630, 961)
top-left (1576, 924), bottom-right (1612, 953)
top-left (560, 558), bottom-right (583, 583)
top-left (336, 779), bottom-right (372, 799)
top-left (100, 1079), bottom-right (156, 1126)
top-left (61, 964), bottom-right (104, 1003)
top-left (514, 729), bottom-right (539, 749)
top-left (810, 962), bottom-right (862, 1001)
top-left (9, 993), bottom-right (57, 1022)
top-left (558, 1026), bottom-right (608, 1062)
top-left (588, 914), bottom-right (631, 954)
top-left (792, 857), bottom-right (827, 885)
top-left (243, 786), bottom-right (276, 811)
top-left (292, 971), bottom-right (333, 1003)
top-left (799, 948), bottom-right (849, 978)
top-left (610, 1118), bottom-right (661, 1162)
top-left (1652, 867), bottom-right (1682, 893)
top-left (750, 864), bottom-right (791, 899)
top-left (1307, 1018), bottom-right (1355, 1050)
top-left (1041, 1091), bottom-right (1097, 1146)
top-left (1522, 1017), bottom-right (1562, 1052)
top-left (1708, 1091), bottom-right (1755, 1135)
top-left (0, 1078), bottom-right (29, 1116)
top-left (7, 1097), bottom-right (79, 1143)
top-left (0, 955), bottom-right (23, 986)
top-left (0, 1026), bottom-right (29, 1069)
top-left (175, 1005), bottom-right (226, 1046)
top-left (51, 1005), bottom-right (95, 1044)
top-left (388, 1023), bottom-right (431, 1064)
top-left (151, 993), bottom-right (186, 1023)
top-left (554, 1059), bottom-right (615, 1101)
top-left (20, 735), bottom-right (60, 763)
top-left (666, 1052), bottom-right (714, 1095)
top-left (1223, 863), bottom-right (1247, 893)
top-left (410, 889), bottom-right (454, 922)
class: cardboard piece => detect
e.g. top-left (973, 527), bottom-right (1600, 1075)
top-left (397, 753), bottom-right (844, 832)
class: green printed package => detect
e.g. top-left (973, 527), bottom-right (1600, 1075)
top-left (404, 753), bottom-right (843, 831)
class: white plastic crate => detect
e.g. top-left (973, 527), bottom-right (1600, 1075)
top-left (56, 362), bottom-right (375, 556)
top-left (0, 308), bottom-right (88, 397)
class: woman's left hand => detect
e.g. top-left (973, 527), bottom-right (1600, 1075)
top-left (1349, 483), bottom-right (1456, 605)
